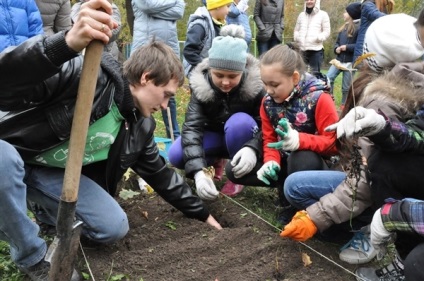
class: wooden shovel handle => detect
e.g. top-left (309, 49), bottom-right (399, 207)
top-left (61, 41), bottom-right (104, 202)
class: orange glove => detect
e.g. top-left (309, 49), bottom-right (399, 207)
top-left (280, 210), bottom-right (318, 242)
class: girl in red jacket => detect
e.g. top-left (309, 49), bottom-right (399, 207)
top-left (227, 43), bottom-right (338, 224)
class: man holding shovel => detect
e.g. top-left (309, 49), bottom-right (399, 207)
top-left (0, 0), bottom-right (222, 280)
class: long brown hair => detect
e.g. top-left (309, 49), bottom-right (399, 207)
top-left (336, 65), bottom-right (379, 164)
top-left (375, 0), bottom-right (395, 14)
top-left (340, 65), bottom-right (378, 118)
top-left (338, 15), bottom-right (357, 37)
top-left (415, 7), bottom-right (424, 28)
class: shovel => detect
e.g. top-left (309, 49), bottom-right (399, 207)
top-left (47, 6), bottom-right (111, 280)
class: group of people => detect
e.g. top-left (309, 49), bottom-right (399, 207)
top-left (279, 6), bottom-right (424, 281)
top-left (1, 0), bottom-right (424, 281)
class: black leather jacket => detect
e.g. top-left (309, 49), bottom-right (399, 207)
top-left (0, 32), bottom-right (210, 222)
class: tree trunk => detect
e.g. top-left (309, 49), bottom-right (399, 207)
top-left (125, 0), bottom-right (134, 36)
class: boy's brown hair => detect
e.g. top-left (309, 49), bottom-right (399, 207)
top-left (123, 41), bottom-right (184, 87)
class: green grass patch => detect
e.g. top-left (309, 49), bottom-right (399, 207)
top-left (0, 241), bottom-right (24, 280)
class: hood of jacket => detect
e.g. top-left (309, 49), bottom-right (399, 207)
top-left (304, 0), bottom-right (321, 14)
top-left (359, 62), bottom-right (424, 119)
top-left (188, 6), bottom-right (210, 23)
top-left (189, 54), bottom-right (264, 103)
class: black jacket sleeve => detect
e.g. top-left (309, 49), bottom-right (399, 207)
top-left (130, 117), bottom-right (210, 222)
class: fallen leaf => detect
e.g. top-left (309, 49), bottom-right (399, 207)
top-left (302, 252), bottom-right (312, 267)
top-left (145, 184), bottom-right (154, 194)
top-left (156, 142), bottom-right (166, 151)
top-left (353, 53), bottom-right (376, 68)
top-left (119, 189), bottom-right (140, 200)
top-left (123, 168), bottom-right (134, 181)
top-left (202, 166), bottom-right (215, 179)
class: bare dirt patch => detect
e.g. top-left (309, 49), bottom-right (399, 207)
top-left (77, 181), bottom-right (359, 281)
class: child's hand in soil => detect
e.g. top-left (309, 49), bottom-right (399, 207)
top-left (206, 215), bottom-right (223, 230)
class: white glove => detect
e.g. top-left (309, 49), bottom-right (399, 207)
top-left (230, 147), bottom-right (257, 178)
top-left (267, 118), bottom-right (300, 151)
top-left (194, 171), bottom-right (219, 201)
top-left (325, 106), bottom-right (386, 139)
top-left (256, 160), bottom-right (280, 185)
top-left (370, 208), bottom-right (391, 245)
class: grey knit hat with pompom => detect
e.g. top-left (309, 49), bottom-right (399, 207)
top-left (208, 25), bottom-right (248, 72)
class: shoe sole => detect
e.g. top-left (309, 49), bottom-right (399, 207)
top-left (339, 253), bottom-right (377, 265)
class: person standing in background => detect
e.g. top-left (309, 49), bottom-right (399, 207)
top-left (35, 0), bottom-right (72, 36)
top-left (131, 0), bottom-right (185, 140)
top-left (327, 2), bottom-right (360, 109)
top-left (352, 0), bottom-right (394, 66)
top-left (0, 0), bottom-right (43, 52)
top-left (183, 0), bottom-right (233, 77)
top-left (294, 0), bottom-right (330, 76)
top-left (71, 0), bottom-right (122, 60)
top-left (253, 0), bottom-right (284, 57)
top-left (226, 0), bottom-right (252, 49)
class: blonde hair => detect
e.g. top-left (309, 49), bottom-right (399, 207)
top-left (338, 15), bottom-right (357, 37)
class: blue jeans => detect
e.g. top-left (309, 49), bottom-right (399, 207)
top-left (0, 140), bottom-right (129, 267)
top-left (284, 170), bottom-right (346, 210)
top-left (257, 33), bottom-right (281, 57)
top-left (326, 65), bottom-right (353, 105)
top-left (161, 97), bottom-right (180, 139)
top-left (168, 112), bottom-right (258, 169)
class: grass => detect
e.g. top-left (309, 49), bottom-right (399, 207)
top-left (0, 241), bottom-right (24, 280)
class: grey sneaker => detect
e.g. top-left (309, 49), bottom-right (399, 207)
top-left (355, 255), bottom-right (405, 281)
top-left (339, 229), bottom-right (378, 264)
top-left (19, 259), bottom-right (81, 281)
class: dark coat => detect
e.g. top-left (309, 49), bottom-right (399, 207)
top-left (253, 0), bottom-right (284, 42)
top-left (333, 20), bottom-right (359, 63)
top-left (182, 55), bottom-right (266, 177)
top-left (0, 32), bottom-right (210, 222)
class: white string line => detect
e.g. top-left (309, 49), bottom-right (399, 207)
top-left (79, 241), bottom-right (96, 281)
top-left (220, 192), bottom-right (367, 281)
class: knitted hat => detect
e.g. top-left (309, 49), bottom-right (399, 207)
top-left (208, 25), bottom-right (248, 72)
top-left (363, 13), bottom-right (424, 72)
top-left (206, 0), bottom-right (233, 10)
top-left (346, 2), bottom-right (361, 20)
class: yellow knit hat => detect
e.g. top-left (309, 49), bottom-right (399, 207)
top-left (206, 0), bottom-right (233, 10)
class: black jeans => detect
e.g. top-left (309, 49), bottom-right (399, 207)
top-left (367, 150), bottom-right (424, 210)
top-left (404, 242), bottom-right (424, 281)
top-left (302, 49), bottom-right (324, 75)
